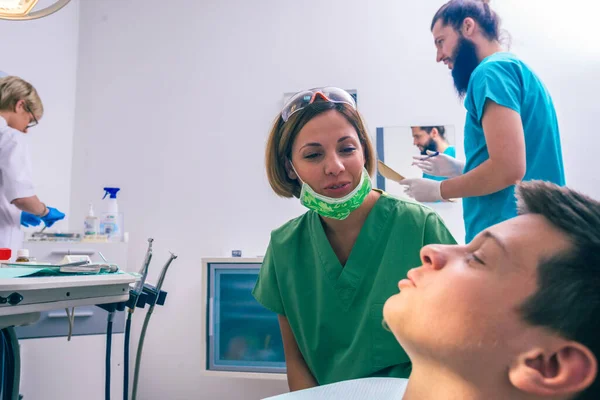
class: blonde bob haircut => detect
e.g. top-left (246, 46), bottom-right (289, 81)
top-left (0, 76), bottom-right (44, 118)
top-left (265, 101), bottom-right (376, 199)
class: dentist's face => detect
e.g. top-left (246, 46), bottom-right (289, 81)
top-left (11, 100), bottom-right (39, 133)
top-left (411, 127), bottom-right (437, 155)
top-left (433, 20), bottom-right (460, 70)
top-left (288, 110), bottom-right (366, 199)
top-left (432, 19), bottom-right (481, 98)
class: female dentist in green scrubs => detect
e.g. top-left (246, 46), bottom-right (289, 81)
top-left (252, 87), bottom-right (456, 391)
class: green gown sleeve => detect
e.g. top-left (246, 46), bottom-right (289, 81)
top-left (252, 242), bottom-right (286, 315)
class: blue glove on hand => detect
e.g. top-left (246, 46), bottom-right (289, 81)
top-left (41, 207), bottom-right (66, 228)
top-left (20, 211), bottom-right (42, 227)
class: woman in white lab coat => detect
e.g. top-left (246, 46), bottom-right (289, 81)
top-left (0, 76), bottom-right (65, 251)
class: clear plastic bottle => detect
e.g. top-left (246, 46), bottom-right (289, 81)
top-left (84, 203), bottom-right (100, 237)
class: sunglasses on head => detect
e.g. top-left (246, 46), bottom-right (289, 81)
top-left (281, 87), bottom-right (356, 122)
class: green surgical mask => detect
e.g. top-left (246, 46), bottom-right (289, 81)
top-left (291, 163), bottom-right (372, 220)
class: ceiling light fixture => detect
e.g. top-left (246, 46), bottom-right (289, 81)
top-left (0, 0), bottom-right (71, 21)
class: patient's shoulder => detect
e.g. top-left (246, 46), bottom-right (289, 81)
top-left (262, 377), bottom-right (408, 400)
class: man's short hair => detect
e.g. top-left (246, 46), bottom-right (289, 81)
top-left (416, 126), bottom-right (446, 138)
top-left (516, 181), bottom-right (600, 399)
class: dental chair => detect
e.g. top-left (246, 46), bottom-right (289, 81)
top-left (262, 377), bottom-right (408, 400)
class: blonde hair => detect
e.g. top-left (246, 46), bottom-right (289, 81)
top-left (265, 102), bottom-right (376, 198)
top-left (0, 76), bottom-right (43, 118)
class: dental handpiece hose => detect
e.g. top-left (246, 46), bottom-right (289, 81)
top-left (105, 311), bottom-right (114, 400)
top-left (124, 237), bottom-right (154, 400)
top-left (131, 252), bottom-right (178, 400)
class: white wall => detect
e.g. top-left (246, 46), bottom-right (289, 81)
top-left (0, 0), bottom-right (80, 231)
top-left (69, 0), bottom-right (599, 399)
top-left (495, 0), bottom-right (600, 199)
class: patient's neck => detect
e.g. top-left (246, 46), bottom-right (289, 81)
top-left (403, 360), bottom-right (525, 400)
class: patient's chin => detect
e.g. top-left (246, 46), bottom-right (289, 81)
top-left (383, 294), bottom-right (399, 318)
top-left (382, 294), bottom-right (407, 336)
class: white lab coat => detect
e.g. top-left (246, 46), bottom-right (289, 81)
top-left (0, 116), bottom-right (35, 252)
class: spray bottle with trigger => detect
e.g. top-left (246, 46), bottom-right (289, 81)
top-left (100, 187), bottom-right (123, 242)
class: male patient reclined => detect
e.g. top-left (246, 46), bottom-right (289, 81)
top-left (267, 180), bottom-right (600, 400)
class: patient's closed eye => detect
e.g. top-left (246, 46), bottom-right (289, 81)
top-left (466, 253), bottom-right (485, 266)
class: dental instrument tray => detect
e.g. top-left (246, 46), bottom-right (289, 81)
top-left (0, 272), bottom-right (136, 316)
top-left (0, 260), bottom-right (120, 275)
top-left (28, 232), bottom-right (82, 242)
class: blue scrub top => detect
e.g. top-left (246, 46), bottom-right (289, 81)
top-left (423, 146), bottom-right (456, 181)
top-left (462, 52), bottom-right (565, 242)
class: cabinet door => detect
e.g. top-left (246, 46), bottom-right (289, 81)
top-left (208, 264), bottom-right (285, 373)
top-left (19, 334), bottom-right (124, 400)
top-left (15, 306), bottom-right (125, 338)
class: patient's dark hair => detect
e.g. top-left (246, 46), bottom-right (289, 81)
top-left (516, 181), bottom-right (600, 399)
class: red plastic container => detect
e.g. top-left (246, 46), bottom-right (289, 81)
top-left (0, 248), bottom-right (12, 262)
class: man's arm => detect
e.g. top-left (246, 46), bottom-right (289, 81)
top-left (440, 101), bottom-right (526, 199)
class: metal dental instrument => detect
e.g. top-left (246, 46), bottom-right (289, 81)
top-left (58, 260), bottom-right (90, 268)
top-left (154, 252), bottom-right (177, 294)
top-left (97, 251), bottom-right (119, 273)
top-left (133, 238), bottom-right (154, 296)
top-left (131, 252), bottom-right (178, 400)
top-left (98, 251), bottom-right (108, 263)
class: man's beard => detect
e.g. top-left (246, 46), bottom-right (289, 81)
top-left (451, 36), bottom-right (480, 99)
top-left (420, 137), bottom-right (438, 155)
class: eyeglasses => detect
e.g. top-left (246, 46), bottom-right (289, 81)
top-left (23, 103), bottom-right (38, 128)
top-left (281, 87), bottom-right (356, 122)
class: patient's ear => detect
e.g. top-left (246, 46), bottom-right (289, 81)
top-left (509, 343), bottom-right (597, 396)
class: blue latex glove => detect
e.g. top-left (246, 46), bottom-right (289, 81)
top-left (20, 211), bottom-right (42, 227)
top-left (41, 207), bottom-right (66, 228)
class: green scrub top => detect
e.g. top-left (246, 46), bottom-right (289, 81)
top-left (252, 191), bottom-right (457, 385)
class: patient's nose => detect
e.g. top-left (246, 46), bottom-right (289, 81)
top-left (420, 245), bottom-right (449, 271)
